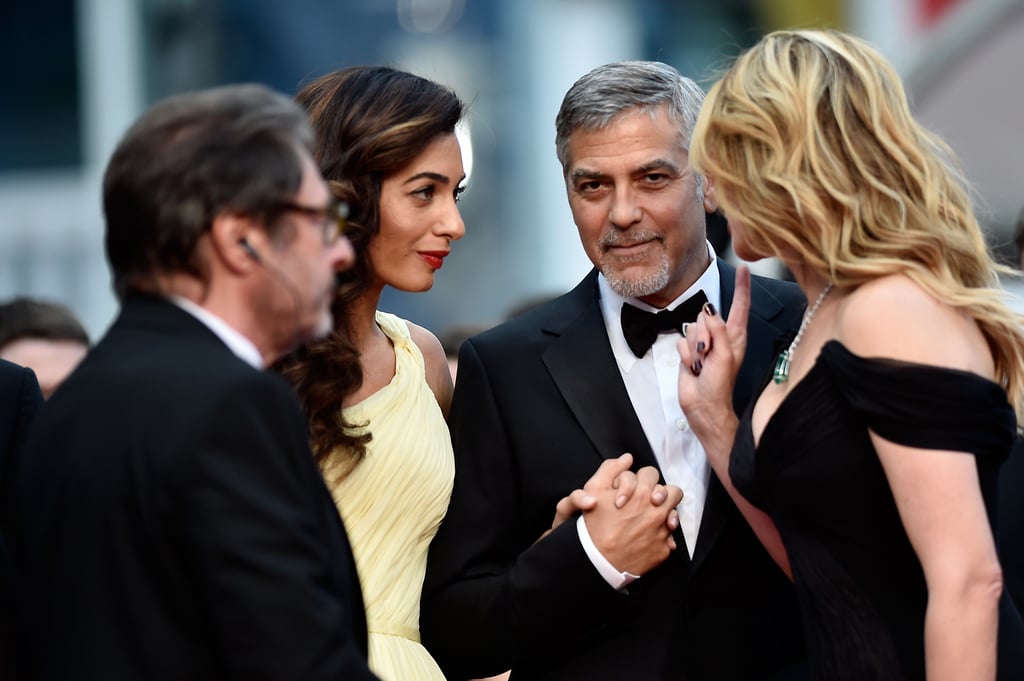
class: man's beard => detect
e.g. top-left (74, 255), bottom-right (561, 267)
top-left (598, 230), bottom-right (671, 299)
top-left (600, 254), bottom-right (670, 299)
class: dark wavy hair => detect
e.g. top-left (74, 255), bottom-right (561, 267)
top-left (274, 66), bottom-right (464, 469)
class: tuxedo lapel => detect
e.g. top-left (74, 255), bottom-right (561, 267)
top-left (541, 273), bottom-right (660, 473)
top-left (687, 261), bottom-right (737, 574)
top-left (719, 259), bottom-right (737, 320)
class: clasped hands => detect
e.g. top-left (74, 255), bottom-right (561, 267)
top-left (537, 268), bottom-right (755, 577)
top-left (542, 453), bottom-right (683, 577)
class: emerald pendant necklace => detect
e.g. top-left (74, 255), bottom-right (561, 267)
top-left (773, 282), bottom-right (834, 384)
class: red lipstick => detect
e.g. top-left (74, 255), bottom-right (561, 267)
top-left (418, 251), bottom-right (448, 270)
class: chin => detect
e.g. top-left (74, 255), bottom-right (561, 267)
top-left (733, 247), bottom-right (768, 263)
top-left (393, 275), bottom-right (436, 294)
top-left (294, 311), bottom-right (333, 347)
top-left (730, 236), bottom-right (769, 263)
top-left (602, 262), bottom-right (670, 300)
top-left (312, 311), bottom-right (334, 340)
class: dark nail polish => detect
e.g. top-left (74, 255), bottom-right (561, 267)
top-left (696, 341), bottom-right (706, 354)
top-left (703, 302), bottom-right (717, 316)
top-left (692, 360), bottom-right (702, 375)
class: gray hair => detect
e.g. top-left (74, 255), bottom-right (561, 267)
top-left (555, 61), bottom-right (705, 178)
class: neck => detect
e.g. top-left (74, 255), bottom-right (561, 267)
top-left (345, 284), bottom-right (386, 349)
top-left (160, 272), bottom-right (281, 364)
top-left (636, 251), bottom-right (712, 309)
top-left (787, 263), bottom-right (831, 304)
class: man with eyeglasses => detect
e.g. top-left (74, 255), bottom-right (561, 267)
top-left (6, 84), bottom-right (379, 681)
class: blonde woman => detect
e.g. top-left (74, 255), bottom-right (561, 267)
top-left (678, 29), bottom-right (1024, 681)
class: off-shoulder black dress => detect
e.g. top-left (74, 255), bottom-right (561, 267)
top-left (730, 340), bottom-right (1024, 681)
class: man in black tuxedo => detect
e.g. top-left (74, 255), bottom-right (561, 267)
top-left (422, 62), bottom-right (807, 680)
top-left (7, 84), bottom-right (378, 680)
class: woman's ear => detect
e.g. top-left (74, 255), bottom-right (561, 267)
top-left (702, 176), bottom-right (719, 214)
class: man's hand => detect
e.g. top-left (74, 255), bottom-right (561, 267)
top-left (536, 454), bottom-right (629, 543)
top-left (537, 453), bottom-right (681, 547)
top-left (577, 455), bottom-right (683, 576)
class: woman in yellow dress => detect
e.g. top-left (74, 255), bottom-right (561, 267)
top-left (276, 66), bottom-right (466, 680)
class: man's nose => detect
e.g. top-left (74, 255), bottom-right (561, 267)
top-left (609, 187), bottom-right (641, 228)
top-left (329, 235), bottom-right (356, 272)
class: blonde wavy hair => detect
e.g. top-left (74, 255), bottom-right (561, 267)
top-left (690, 28), bottom-right (1024, 417)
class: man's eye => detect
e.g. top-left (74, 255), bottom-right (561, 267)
top-left (578, 181), bottom-right (602, 193)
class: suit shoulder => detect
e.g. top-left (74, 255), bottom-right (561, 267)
top-left (184, 359), bottom-right (301, 424)
top-left (465, 289), bottom-right (582, 353)
top-left (750, 274), bottom-right (805, 310)
top-left (66, 331), bottom-right (297, 419)
top-left (0, 358), bottom-right (40, 395)
top-left (750, 272), bottom-right (800, 297)
top-left (471, 275), bottom-right (598, 349)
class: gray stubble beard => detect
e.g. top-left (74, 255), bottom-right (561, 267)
top-left (600, 253), bottom-right (671, 299)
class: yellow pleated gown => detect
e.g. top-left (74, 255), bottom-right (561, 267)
top-left (322, 311), bottom-right (454, 680)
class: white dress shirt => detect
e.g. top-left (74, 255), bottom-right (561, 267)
top-left (578, 243), bottom-right (721, 587)
top-left (170, 295), bottom-right (264, 369)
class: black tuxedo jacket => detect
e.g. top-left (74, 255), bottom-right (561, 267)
top-left (0, 360), bottom-right (43, 680)
top-left (8, 295), bottom-right (377, 681)
top-left (423, 261), bottom-right (808, 681)
top-left (0, 359), bottom-right (42, 491)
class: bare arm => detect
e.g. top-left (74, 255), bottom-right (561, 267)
top-left (407, 321), bottom-right (455, 418)
top-left (843, 275), bottom-right (1002, 680)
top-left (874, 436), bottom-right (1000, 681)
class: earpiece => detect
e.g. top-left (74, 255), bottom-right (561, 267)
top-left (239, 238), bottom-right (262, 263)
top-left (237, 236), bottom-right (305, 336)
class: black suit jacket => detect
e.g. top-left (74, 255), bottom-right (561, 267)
top-left (422, 261), bottom-right (808, 681)
top-left (8, 295), bottom-right (377, 681)
top-left (0, 359), bottom-right (43, 490)
top-left (0, 360), bottom-right (43, 680)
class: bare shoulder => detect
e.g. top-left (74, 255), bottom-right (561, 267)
top-left (837, 274), bottom-right (992, 375)
top-left (404, 320), bottom-right (455, 414)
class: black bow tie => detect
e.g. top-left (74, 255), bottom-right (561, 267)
top-left (620, 290), bottom-right (709, 358)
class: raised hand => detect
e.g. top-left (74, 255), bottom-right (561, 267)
top-left (677, 265), bottom-right (750, 456)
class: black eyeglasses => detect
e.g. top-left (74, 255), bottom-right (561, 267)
top-left (272, 199), bottom-right (348, 244)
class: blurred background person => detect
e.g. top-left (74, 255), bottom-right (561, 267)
top-left (275, 65), bottom-right (465, 681)
top-left (681, 28), bottom-right (1024, 681)
top-left (0, 297), bottom-right (89, 399)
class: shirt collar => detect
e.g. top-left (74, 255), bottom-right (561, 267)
top-left (598, 241), bottom-right (721, 372)
top-left (169, 295), bottom-right (264, 369)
